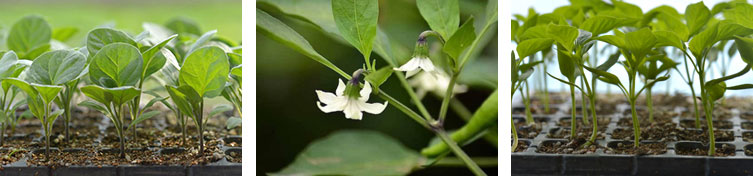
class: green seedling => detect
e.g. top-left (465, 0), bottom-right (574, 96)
top-left (80, 86), bottom-right (141, 158)
top-left (637, 54), bottom-right (678, 122)
top-left (4, 78), bottom-right (63, 160)
top-left (0, 52), bottom-right (30, 146)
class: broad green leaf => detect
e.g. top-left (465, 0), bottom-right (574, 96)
top-left (179, 46), bottom-right (229, 98)
top-left (7, 15), bottom-right (51, 59)
top-left (736, 36), bottom-right (753, 64)
top-left (707, 81), bottom-right (726, 102)
top-left (724, 3), bottom-right (753, 30)
top-left (210, 104), bottom-right (233, 118)
top-left (654, 13), bottom-right (689, 41)
top-left (715, 20), bottom-right (753, 42)
top-left (624, 28), bottom-right (656, 58)
top-left (273, 130), bottom-right (420, 176)
top-left (188, 30), bottom-right (217, 54)
top-left (128, 110), bottom-right (160, 129)
top-left (142, 34), bottom-right (177, 80)
top-left (0, 51), bottom-right (20, 79)
top-left (580, 16), bottom-right (621, 36)
top-left (86, 28), bottom-right (138, 56)
top-left (685, 2), bottom-right (711, 37)
top-left (256, 8), bottom-right (348, 78)
top-left (596, 35), bottom-right (625, 49)
top-left (78, 100), bottom-right (108, 113)
top-left (48, 109), bottom-right (64, 126)
top-left (443, 17), bottom-right (476, 60)
top-left (225, 117), bottom-right (241, 130)
top-left (547, 24), bottom-right (579, 51)
top-left (81, 85), bottom-right (140, 106)
top-left (165, 17), bottom-right (202, 36)
top-left (485, 0), bottom-right (498, 24)
top-left (27, 50), bottom-right (86, 85)
top-left (557, 49), bottom-right (576, 81)
top-left (689, 24), bottom-right (718, 60)
top-left (653, 30), bottom-right (685, 50)
top-left (143, 96), bottom-right (167, 110)
top-left (421, 90), bottom-right (498, 157)
top-left (166, 85), bottom-right (195, 116)
top-left (584, 66), bottom-right (622, 86)
top-left (519, 25), bottom-right (548, 41)
top-left (331, 0), bottom-right (379, 59)
top-left (365, 66), bottom-right (393, 89)
top-left (416, 0), bottom-right (459, 39)
top-left (89, 43), bottom-right (144, 87)
top-left (52, 27), bottom-right (78, 42)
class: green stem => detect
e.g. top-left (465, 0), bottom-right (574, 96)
top-left (512, 118), bottom-right (519, 152)
top-left (569, 84), bottom-right (576, 139)
top-left (450, 98), bottom-right (472, 121)
top-left (630, 99), bottom-right (640, 147)
top-left (433, 157), bottom-right (497, 167)
top-left (434, 128), bottom-right (486, 176)
top-left (521, 82), bottom-right (533, 124)
top-left (647, 87), bottom-right (653, 123)
top-left (438, 73), bottom-right (459, 124)
top-left (584, 96), bottom-right (598, 146)
top-left (580, 78), bottom-right (589, 125)
top-left (395, 71), bottom-right (433, 120)
top-left (543, 63), bottom-right (550, 113)
top-left (690, 84), bottom-right (701, 129)
top-left (698, 70), bottom-right (716, 156)
top-left (376, 90), bottom-right (431, 129)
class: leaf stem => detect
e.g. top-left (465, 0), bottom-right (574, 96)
top-left (376, 90), bottom-right (431, 129)
top-left (434, 128), bottom-right (486, 176)
top-left (394, 71), bottom-right (433, 120)
top-left (433, 157), bottom-right (497, 167)
top-left (438, 72), bottom-right (459, 124)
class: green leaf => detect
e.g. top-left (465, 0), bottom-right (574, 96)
top-left (580, 16), bottom-right (622, 36)
top-left (597, 53), bottom-right (620, 71)
top-left (557, 49), bottom-right (576, 81)
top-left (89, 43), bottom-right (144, 87)
top-left (272, 130), bottom-right (420, 176)
top-left (230, 65), bottom-right (242, 84)
top-left (0, 51), bottom-right (20, 79)
top-left (256, 8), bottom-right (348, 78)
top-left (725, 3), bottom-right (753, 29)
top-left (654, 13), bottom-right (689, 41)
top-left (332, 0), bottom-right (379, 58)
top-left (686, 2), bottom-right (711, 37)
top-left (80, 85), bottom-right (141, 106)
top-left (27, 50), bottom-right (86, 85)
top-left (179, 46), bottom-right (229, 98)
top-left (689, 24), bottom-right (718, 60)
top-left (727, 84), bottom-right (753, 90)
top-left (209, 104), bottom-right (233, 118)
top-left (78, 100), bottom-right (107, 113)
top-left (736, 36), bottom-right (753, 65)
top-left (442, 17), bottom-right (476, 61)
top-left (143, 96), bottom-right (167, 111)
top-left (516, 39), bottom-right (554, 60)
top-left (142, 34), bottom-right (177, 80)
top-left (547, 24), bottom-right (579, 51)
top-left (596, 35), bottom-right (626, 49)
top-left (6, 15), bottom-right (51, 59)
top-left (707, 81), bottom-right (726, 102)
top-left (128, 110), bottom-right (160, 129)
top-left (31, 83), bottom-right (63, 105)
top-left (86, 28), bottom-right (138, 57)
top-left (715, 20), bottom-right (753, 42)
top-left (165, 17), bottom-right (202, 36)
top-left (225, 117), bottom-right (241, 130)
top-left (624, 28), bottom-right (657, 58)
top-left (416, 0), bottom-right (459, 39)
top-left (188, 30), bottom-right (217, 54)
top-left (365, 66), bottom-right (393, 89)
top-left (165, 85), bottom-right (194, 116)
top-left (584, 66), bottom-right (623, 86)
top-left (485, 0), bottom-right (498, 25)
top-left (52, 27), bottom-right (78, 42)
top-left (47, 109), bottom-right (64, 126)
top-left (653, 30), bottom-right (685, 50)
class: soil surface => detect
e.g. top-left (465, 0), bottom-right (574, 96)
top-left (558, 117), bottom-right (611, 128)
top-left (611, 124), bottom-right (678, 141)
top-left (547, 127), bottom-right (606, 140)
top-left (514, 120), bottom-right (543, 139)
top-left (679, 120), bottom-right (733, 129)
top-left (675, 143), bottom-right (736, 157)
top-left (677, 130), bottom-right (734, 142)
top-left (536, 139), bottom-right (601, 154)
top-left (604, 142), bottom-right (667, 155)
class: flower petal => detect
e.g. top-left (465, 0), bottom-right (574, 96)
top-left (359, 81), bottom-right (372, 101)
top-left (317, 101), bottom-right (342, 113)
top-left (359, 101), bottom-right (388, 114)
top-left (405, 69), bottom-right (420, 78)
top-left (394, 57), bottom-right (420, 72)
top-left (315, 90), bottom-right (338, 104)
top-left (336, 79), bottom-right (346, 96)
top-left (418, 58), bottom-right (435, 72)
top-left (343, 99), bottom-right (363, 120)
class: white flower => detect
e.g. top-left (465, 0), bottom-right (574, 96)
top-left (316, 79), bottom-right (388, 120)
top-left (394, 56), bottom-right (436, 78)
top-left (410, 71), bottom-right (467, 99)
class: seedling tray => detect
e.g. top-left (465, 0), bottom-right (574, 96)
top-left (512, 101), bottom-right (753, 175)
top-left (0, 112), bottom-right (241, 176)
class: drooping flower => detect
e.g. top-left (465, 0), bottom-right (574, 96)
top-left (410, 70), bottom-right (467, 99)
top-left (394, 33), bottom-right (435, 78)
top-left (316, 79), bottom-right (388, 120)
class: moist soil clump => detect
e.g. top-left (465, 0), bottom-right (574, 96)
top-left (604, 142), bottom-right (667, 155)
top-left (679, 120), bottom-right (733, 129)
top-left (616, 116), bottom-right (675, 128)
top-left (558, 117), bottom-right (611, 127)
top-left (514, 121), bottom-right (543, 139)
top-left (677, 130), bottom-right (734, 142)
top-left (547, 127), bottom-right (606, 140)
top-left (611, 124), bottom-right (678, 141)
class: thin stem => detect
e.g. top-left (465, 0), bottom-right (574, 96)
top-left (647, 87), bottom-right (653, 123)
top-left (543, 63), bottom-right (550, 113)
top-left (434, 129), bottom-right (486, 176)
top-left (512, 118), bottom-right (519, 152)
top-left (376, 90), bottom-right (431, 129)
top-left (569, 84), bottom-right (577, 139)
top-left (524, 81), bottom-right (533, 124)
top-left (433, 157), bottom-right (497, 167)
top-left (395, 71), bottom-right (433, 120)
top-left (583, 95), bottom-right (598, 146)
top-left (438, 73), bottom-right (459, 124)
top-left (690, 85), bottom-right (701, 129)
top-left (580, 78), bottom-right (588, 125)
top-left (698, 69), bottom-right (716, 156)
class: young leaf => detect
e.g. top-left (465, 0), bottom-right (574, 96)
top-left (725, 3), bottom-right (753, 29)
top-left (32, 83), bottom-right (63, 105)
top-left (547, 24), bottom-right (579, 51)
top-left (735, 36), bottom-right (753, 64)
top-left (272, 130), bottom-right (420, 176)
top-left (78, 100), bottom-right (107, 113)
top-left (27, 50), bottom-right (86, 85)
top-left (715, 20), bottom-right (753, 42)
top-left (516, 38), bottom-right (553, 59)
top-left (557, 49), bottom-right (576, 81)
top-left (332, 0), bottom-right (379, 58)
top-left (47, 109), bottom-right (64, 126)
top-left (128, 111), bottom-right (160, 129)
top-left (689, 24), bottom-right (718, 60)
top-left (0, 51), bottom-right (20, 79)
top-left (416, 0), bottom-right (459, 39)
top-left (52, 27), bottom-right (78, 42)
top-left (179, 46), bottom-right (229, 98)
top-left (165, 17), bottom-right (202, 36)
top-left (89, 43), bottom-right (144, 87)
top-left (580, 16), bottom-right (622, 36)
top-left (256, 8), bottom-right (349, 78)
top-left (210, 104), bottom-right (233, 118)
top-left (86, 28), bottom-right (138, 56)
top-left (365, 66), bottom-right (393, 89)
top-left (685, 1), bottom-right (711, 36)
top-left (141, 35), bottom-right (177, 81)
top-left (7, 15), bottom-right (51, 59)
top-left (707, 81), bottom-right (726, 102)
top-left (188, 30), bottom-right (217, 54)
top-left (81, 85), bottom-right (141, 106)
top-left (727, 84), bottom-right (753, 90)
top-left (443, 17), bottom-right (476, 60)
top-left (653, 30), bottom-right (685, 50)
top-left (624, 28), bottom-right (657, 58)
top-left (226, 117), bottom-right (242, 130)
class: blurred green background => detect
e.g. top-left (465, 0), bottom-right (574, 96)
top-left (257, 0), bottom-right (497, 175)
top-left (0, 0), bottom-right (241, 47)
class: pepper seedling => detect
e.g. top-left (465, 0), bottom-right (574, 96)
top-left (637, 54), bottom-right (678, 123)
top-left (4, 78), bottom-right (63, 160)
top-left (0, 51), bottom-right (30, 146)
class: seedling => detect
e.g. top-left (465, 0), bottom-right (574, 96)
top-left (637, 55), bottom-right (678, 122)
top-left (4, 78), bottom-right (63, 159)
top-left (80, 86), bottom-right (141, 158)
top-left (0, 52), bottom-right (30, 146)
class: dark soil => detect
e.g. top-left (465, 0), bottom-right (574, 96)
top-left (536, 139), bottom-right (601, 154)
top-left (742, 112), bottom-right (753, 121)
top-left (616, 116), bottom-right (676, 128)
top-left (514, 141), bottom-right (529, 153)
top-left (743, 122), bottom-right (753, 130)
top-left (547, 127), bottom-right (606, 140)
top-left (0, 148), bottom-right (27, 165)
top-left (743, 132), bottom-right (753, 142)
top-left (675, 143), bottom-right (735, 157)
top-left (679, 120), bottom-right (733, 129)
top-left (226, 150), bottom-right (241, 163)
top-left (611, 124), bottom-right (678, 141)
top-left (514, 121), bottom-right (543, 139)
top-left (677, 130), bottom-right (734, 142)
top-left (604, 142), bottom-right (667, 155)
top-left (558, 117), bottom-right (611, 127)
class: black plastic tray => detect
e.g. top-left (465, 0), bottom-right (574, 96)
top-left (512, 101), bottom-right (753, 175)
